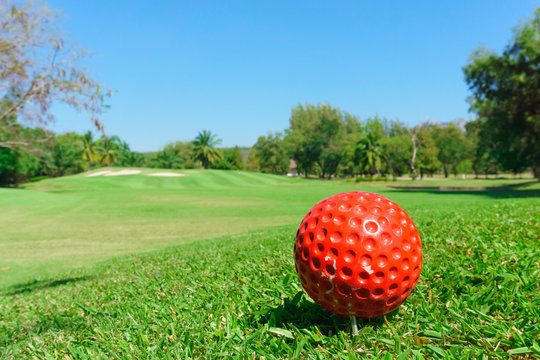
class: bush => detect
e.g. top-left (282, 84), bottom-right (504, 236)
top-left (211, 158), bottom-right (233, 170)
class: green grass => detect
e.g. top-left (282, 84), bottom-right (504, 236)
top-left (384, 178), bottom-right (535, 188)
top-left (3, 168), bottom-right (527, 288)
top-left (353, 175), bottom-right (536, 189)
top-left (1, 169), bottom-right (539, 358)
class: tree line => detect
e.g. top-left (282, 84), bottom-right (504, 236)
top-left (0, 127), bottom-right (246, 186)
top-left (247, 104), bottom-right (499, 179)
top-left (0, 99), bottom-right (522, 187)
top-left (1, 2), bottom-right (538, 184)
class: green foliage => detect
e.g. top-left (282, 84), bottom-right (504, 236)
top-left (279, 105), bottom-right (480, 180)
top-left (246, 147), bottom-right (260, 171)
top-left (96, 136), bottom-right (120, 167)
top-left (0, 121), bottom-right (55, 185)
top-left (212, 146), bottom-right (245, 170)
top-left (149, 147), bottom-right (181, 168)
top-left (356, 130), bottom-right (384, 176)
top-left (114, 139), bottom-right (146, 167)
top-left (149, 141), bottom-right (194, 169)
top-left (0, 147), bottom-right (19, 186)
top-left (210, 157), bottom-right (233, 170)
top-left (0, 125), bottom-right (148, 186)
top-left (454, 160), bottom-right (473, 176)
top-left (379, 131), bottom-right (411, 178)
top-left (285, 103), bottom-right (347, 178)
top-left (431, 124), bottom-right (471, 178)
top-left (253, 132), bottom-right (289, 174)
top-left (192, 130), bottom-right (223, 169)
top-left (119, 151), bottom-right (145, 167)
top-left (51, 133), bottom-right (84, 176)
top-left (81, 131), bottom-right (99, 171)
top-left (465, 120), bottom-right (501, 178)
top-left (464, 7), bottom-right (540, 178)
top-left (228, 146), bottom-right (245, 170)
top-left (416, 127), bottom-right (441, 179)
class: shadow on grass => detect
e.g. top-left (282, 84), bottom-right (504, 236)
top-left (4, 275), bottom-right (92, 296)
top-left (256, 292), bottom-right (392, 336)
top-left (389, 188), bottom-right (540, 199)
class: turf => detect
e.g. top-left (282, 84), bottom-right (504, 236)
top-left (1, 170), bottom-right (539, 358)
top-left (2, 168), bottom-right (529, 288)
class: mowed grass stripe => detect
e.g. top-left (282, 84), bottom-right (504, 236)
top-left (1, 200), bottom-right (538, 358)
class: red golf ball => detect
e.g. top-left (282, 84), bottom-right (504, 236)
top-left (294, 191), bottom-right (422, 318)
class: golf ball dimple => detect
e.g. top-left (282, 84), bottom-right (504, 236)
top-left (294, 191), bottom-right (423, 318)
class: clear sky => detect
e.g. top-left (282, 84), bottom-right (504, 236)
top-left (48, 0), bottom-right (538, 152)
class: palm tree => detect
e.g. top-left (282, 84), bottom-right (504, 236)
top-left (81, 131), bottom-right (99, 171)
top-left (356, 132), bottom-right (384, 176)
top-left (100, 138), bottom-right (118, 166)
top-left (192, 130), bottom-right (222, 169)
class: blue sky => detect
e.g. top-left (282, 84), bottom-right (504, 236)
top-left (48, 0), bottom-right (538, 152)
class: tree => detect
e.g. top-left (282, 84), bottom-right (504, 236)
top-left (340, 113), bottom-right (364, 177)
top-left (0, 0), bottom-right (110, 152)
top-left (51, 132), bottom-right (84, 176)
top-left (171, 141), bottom-right (195, 169)
top-left (115, 139), bottom-right (148, 168)
top-left (227, 146), bottom-right (245, 170)
top-left (379, 134), bottom-right (411, 178)
top-left (147, 141), bottom-right (194, 169)
top-left (98, 136), bottom-right (120, 167)
top-left (253, 132), bottom-right (288, 174)
top-left (416, 128), bottom-right (441, 178)
top-left (465, 120), bottom-right (501, 178)
top-left (211, 147), bottom-right (246, 170)
top-left (246, 148), bottom-right (260, 172)
top-left (121, 151), bottom-right (145, 167)
top-left (81, 131), bottom-right (98, 171)
top-left (356, 132), bottom-right (384, 176)
top-left (464, 8), bottom-right (540, 178)
top-left (407, 126), bottom-right (421, 179)
top-left (0, 146), bottom-right (20, 185)
top-left (0, 124), bottom-right (53, 184)
top-left (0, 105), bottom-right (53, 155)
top-left (192, 130), bottom-right (222, 169)
top-left (432, 124), bottom-right (469, 178)
top-left (150, 147), bottom-right (181, 169)
top-left (317, 106), bottom-right (346, 179)
top-left (284, 103), bottom-right (346, 178)
top-left (284, 103), bottom-right (323, 177)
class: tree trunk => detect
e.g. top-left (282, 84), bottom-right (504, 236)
top-left (533, 164), bottom-right (540, 180)
top-left (385, 157), bottom-right (395, 178)
top-left (407, 126), bottom-right (420, 180)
